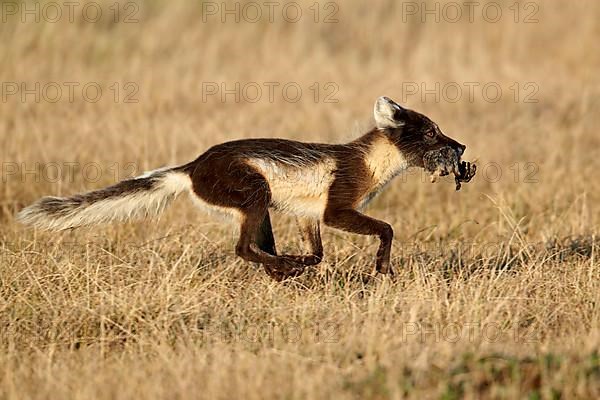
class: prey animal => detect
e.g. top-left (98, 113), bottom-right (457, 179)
top-left (17, 97), bottom-right (476, 281)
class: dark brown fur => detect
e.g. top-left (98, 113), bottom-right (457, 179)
top-left (19, 98), bottom-right (473, 281)
top-left (177, 100), bottom-right (469, 280)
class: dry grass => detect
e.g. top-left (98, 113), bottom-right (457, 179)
top-left (1, 0), bottom-right (600, 398)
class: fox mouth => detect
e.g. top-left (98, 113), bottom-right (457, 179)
top-left (423, 147), bottom-right (476, 191)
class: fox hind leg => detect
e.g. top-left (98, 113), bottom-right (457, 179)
top-left (255, 211), bottom-right (277, 256)
top-left (246, 215), bottom-right (324, 281)
top-left (235, 209), bottom-right (307, 281)
top-left (191, 159), bottom-right (321, 281)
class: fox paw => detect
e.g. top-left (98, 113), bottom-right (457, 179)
top-left (454, 161), bottom-right (477, 191)
top-left (264, 257), bottom-right (306, 281)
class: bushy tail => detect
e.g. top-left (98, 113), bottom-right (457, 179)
top-left (17, 166), bottom-right (192, 231)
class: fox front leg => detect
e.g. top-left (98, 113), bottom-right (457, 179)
top-left (323, 209), bottom-right (394, 275)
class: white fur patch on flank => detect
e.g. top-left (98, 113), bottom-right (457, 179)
top-left (17, 168), bottom-right (192, 231)
top-left (359, 135), bottom-right (408, 209)
top-left (246, 157), bottom-right (336, 219)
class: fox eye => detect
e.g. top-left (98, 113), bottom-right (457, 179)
top-left (425, 130), bottom-right (435, 138)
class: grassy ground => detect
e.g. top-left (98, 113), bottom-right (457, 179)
top-left (1, 1), bottom-right (599, 398)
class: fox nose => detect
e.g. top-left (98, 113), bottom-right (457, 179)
top-left (456, 144), bottom-right (466, 157)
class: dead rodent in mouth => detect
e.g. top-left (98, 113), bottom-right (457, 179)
top-left (423, 147), bottom-right (476, 191)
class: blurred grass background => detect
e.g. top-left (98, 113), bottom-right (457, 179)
top-left (1, 1), bottom-right (599, 398)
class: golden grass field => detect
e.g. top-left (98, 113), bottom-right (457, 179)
top-left (1, 0), bottom-right (600, 398)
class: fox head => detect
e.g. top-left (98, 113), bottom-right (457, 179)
top-left (373, 96), bottom-right (466, 170)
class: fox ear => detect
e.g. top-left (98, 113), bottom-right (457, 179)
top-left (374, 97), bottom-right (406, 129)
